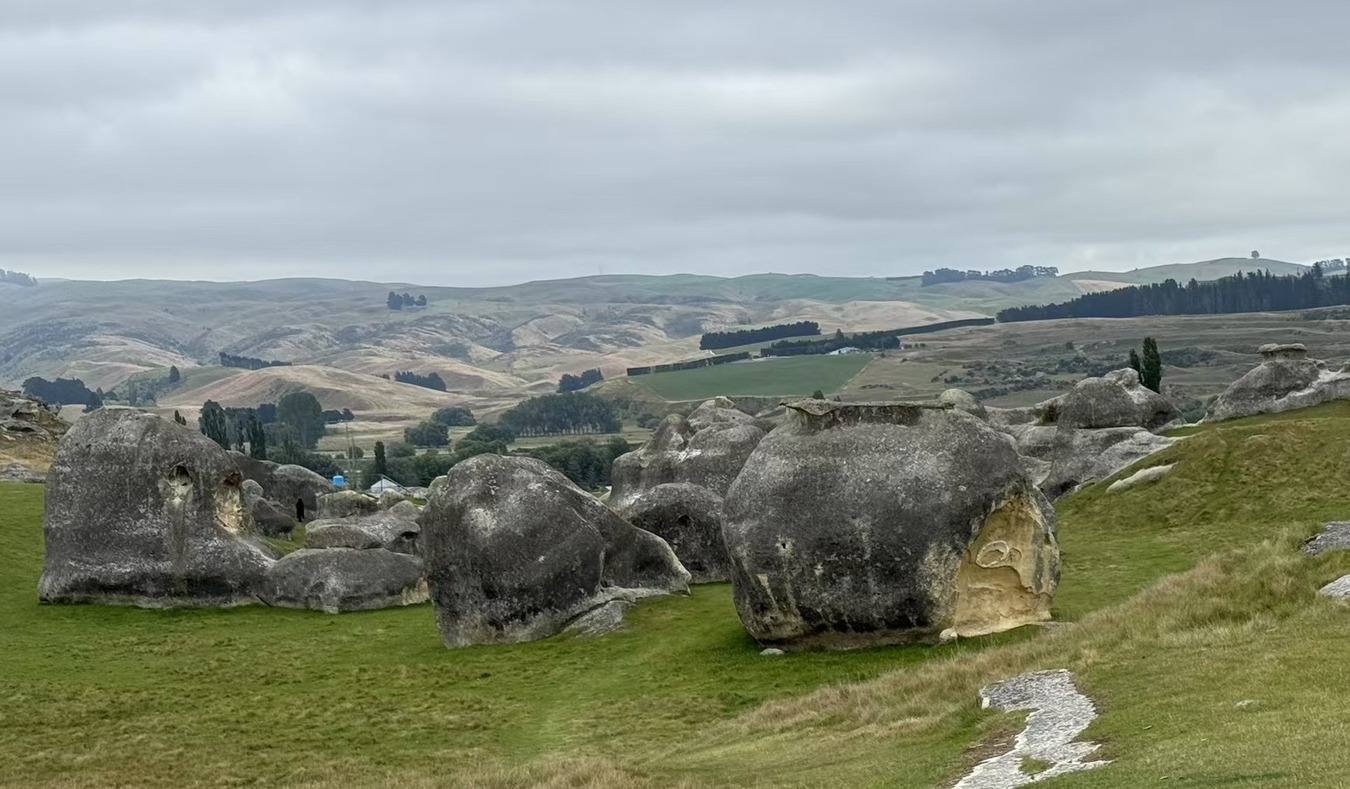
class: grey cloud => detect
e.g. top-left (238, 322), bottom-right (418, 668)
top-left (3, 0), bottom-right (1350, 284)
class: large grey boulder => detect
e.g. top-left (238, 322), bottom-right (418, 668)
top-left (1007, 424), bottom-right (1175, 499)
top-left (609, 397), bottom-right (767, 510)
top-left (317, 490), bottom-right (380, 520)
top-left (421, 454), bottom-right (690, 647)
top-left (39, 410), bottom-right (275, 607)
top-left (305, 511), bottom-right (420, 554)
top-left (723, 401), bottom-right (1059, 650)
top-left (618, 483), bottom-right (730, 583)
top-left (1206, 343), bottom-right (1350, 421)
top-left (231, 453), bottom-right (334, 522)
top-left (258, 548), bottom-right (427, 613)
top-left (1053, 369), bottom-right (1180, 431)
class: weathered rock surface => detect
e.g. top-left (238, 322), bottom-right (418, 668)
top-left (421, 454), bottom-right (690, 647)
top-left (618, 483), bottom-right (730, 583)
top-left (0, 462), bottom-right (45, 483)
top-left (938, 388), bottom-right (988, 418)
top-left (1303, 522), bottom-right (1350, 555)
top-left (723, 401), bottom-right (1059, 650)
top-left (1319, 574), bottom-right (1350, 599)
top-left (388, 499), bottom-right (422, 520)
top-left (1053, 369), bottom-right (1180, 430)
top-left (1207, 343), bottom-right (1350, 422)
top-left (305, 511), bottom-right (421, 554)
top-left (954, 670), bottom-right (1110, 788)
top-left (39, 410), bottom-right (275, 607)
top-left (1107, 463), bottom-right (1174, 493)
top-left (998, 424), bottom-right (1175, 499)
top-left (317, 490), bottom-right (380, 520)
top-left (609, 397), bottom-right (766, 510)
top-left (249, 497), bottom-right (297, 537)
top-left (258, 548), bottom-right (427, 613)
top-left (377, 489), bottom-right (409, 509)
top-left (231, 453), bottom-right (334, 521)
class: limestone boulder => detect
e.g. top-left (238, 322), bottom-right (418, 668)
top-left (722, 401), bottom-right (1058, 650)
top-left (1053, 369), bottom-right (1181, 431)
top-left (377, 489), bottom-right (409, 509)
top-left (618, 483), bottom-right (730, 583)
top-left (317, 490), bottom-right (380, 520)
top-left (609, 397), bottom-right (766, 510)
top-left (388, 499), bottom-right (422, 520)
top-left (421, 454), bottom-right (690, 647)
top-left (231, 453), bottom-right (334, 521)
top-left (305, 511), bottom-right (421, 554)
top-left (937, 388), bottom-right (987, 419)
top-left (249, 497), bottom-right (297, 537)
top-left (1207, 343), bottom-right (1350, 421)
top-left (39, 410), bottom-right (275, 607)
top-left (258, 548), bottom-right (427, 613)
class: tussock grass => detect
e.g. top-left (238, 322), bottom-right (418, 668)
top-left (8, 402), bottom-right (1350, 786)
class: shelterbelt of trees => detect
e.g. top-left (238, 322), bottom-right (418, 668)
top-left (998, 265), bottom-right (1350, 322)
top-left (698, 321), bottom-right (820, 351)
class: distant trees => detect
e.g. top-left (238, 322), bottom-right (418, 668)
top-left (404, 420), bottom-right (450, 447)
top-left (393, 370), bottom-right (448, 391)
top-left (920, 266), bottom-right (1059, 287)
top-left (1141, 338), bottom-right (1162, 393)
top-left (497, 392), bottom-right (621, 437)
top-left (322, 408), bottom-right (356, 424)
top-left (1128, 349), bottom-right (1142, 376)
top-left (247, 415), bottom-right (267, 459)
top-left (515, 437), bottom-right (633, 490)
top-left (218, 352), bottom-right (291, 370)
top-left (173, 410), bottom-right (188, 426)
top-left (372, 441), bottom-right (388, 477)
top-left (997, 269), bottom-right (1350, 323)
top-left (167, 366), bottom-right (181, 384)
top-left (760, 319), bottom-right (995, 357)
top-left (386, 291), bottom-right (428, 310)
top-left (21, 377), bottom-right (101, 407)
top-left (558, 368), bottom-right (603, 393)
top-left (464, 424), bottom-right (517, 446)
top-left (0, 268), bottom-right (37, 287)
top-left (699, 321), bottom-right (821, 351)
top-left (199, 400), bottom-right (230, 449)
top-left (277, 392), bottom-right (326, 449)
top-left (1316, 258), bottom-right (1349, 273)
top-left (430, 406), bottom-right (476, 426)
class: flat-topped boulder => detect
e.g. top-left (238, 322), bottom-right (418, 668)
top-left (723, 400), bottom-right (1059, 650)
top-left (1207, 343), bottom-right (1350, 421)
top-left (258, 548), bottom-right (427, 613)
top-left (305, 511), bottom-right (421, 554)
top-left (609, 397), bottom-right (767, 510)
top-left (39, 410), bottom-right (274, 607)
top-left (617, 483), bottom-right (730, 583)
top-left (421, 454), bottom-right (690, 647)
top-left (1053, 369), bottom-right (1180, 431)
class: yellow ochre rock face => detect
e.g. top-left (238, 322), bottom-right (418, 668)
top-left (950, 492), bottom-right (1058, 638)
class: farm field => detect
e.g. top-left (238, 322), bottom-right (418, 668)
top-left (634, 355), bottom-right (874, 401)
top-left (9, 404), bottom-right (1350, 785)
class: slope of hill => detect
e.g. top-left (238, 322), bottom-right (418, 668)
top-left (1068, 256), bottom-right (1306, 285)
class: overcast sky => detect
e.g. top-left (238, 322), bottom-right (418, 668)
top-left (3, 1), bottom-right (1349, 286)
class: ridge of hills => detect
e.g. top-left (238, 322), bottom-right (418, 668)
top-left (0, 257), bottom-right (1308, 432)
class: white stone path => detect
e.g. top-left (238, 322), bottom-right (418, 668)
top-left (954, 669), bottom-right (1110, 789)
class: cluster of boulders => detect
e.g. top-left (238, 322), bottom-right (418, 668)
top-left (38, 409), bottom-right (427, 613)
top-left (0, 389), bottom-right (66, 483)
top-left (984, 368), bottom-right (1179, 498)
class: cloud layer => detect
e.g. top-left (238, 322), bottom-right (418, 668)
top-left (4, 1), bottom-right (1349, 284)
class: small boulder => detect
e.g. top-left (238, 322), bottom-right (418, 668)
top-left (39, 410), bottom-right (274, 607)
top-left (388, 499), bottom-right (422, 520)
top-left (305, 512), bottom-right (420, 554)
top-left (723, 400), bottom-right (1059, 650)
top-left (317, 490), bottom-right (380, 520)
top-left (1053, 369), bottom-right (1180, 431)
top-left (258, 548), bottom-right (427, 613)
top-left (937, 388), bottom-right (987, 419)
top-left (377, 489), bottom-right (409, 509)
top-left (421, 454), bottom-right (690, 647)
top-left (1107, 464), bottom-right (1174, 493)
top-left (618, 483), bottom-right (730, 583)
top-left (1303, 522), bottom-right (1350, 555)
top-left (1038, 427), bottom-right (1175, 499)
top-left (609, 398), bottom-right (766, 510)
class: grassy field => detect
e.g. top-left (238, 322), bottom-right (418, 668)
top-left (9, 403), bottom-right (1350, 785)
top-left (635, 355), bottom-right (874, 401)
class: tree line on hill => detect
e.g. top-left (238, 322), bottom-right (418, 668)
top-left (387, 291), bottom-right (428, 310)
top-left (219, 352), bottom-right (292, 370)
top-left (498, 391), bottom-right (620, 437)
top-left (0, 268), bottom-right (37, 286)
top-left (198, 391), bottom-right (342, 477)
top-left (699, 321), bottom-right (820, 351)
top-left (558, 368), bottom-right (603, 392)
top-left (1314, 259), bottom-right (1349, 272)
top-left (996, 265), bottom-right (1350, 322)
top-left (917, 265), bottom-right (1059, 287)
top-left (388, 370), bottom-right (447, 391)
top-left (366, 430), bottom-right (629, 491)
top-left (760, 318), bottom-right (995, 357)
top-left (626, 352), bottom-right (750, 377)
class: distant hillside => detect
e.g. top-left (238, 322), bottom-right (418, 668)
top-left (1066, 257), bottom-right (1305, 286)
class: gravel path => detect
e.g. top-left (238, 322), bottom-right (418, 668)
top-left (954, 669), bottom-right (1110, 789)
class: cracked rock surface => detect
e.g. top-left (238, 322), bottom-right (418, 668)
top-left (954, 669), bottom-right (1109, 789)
